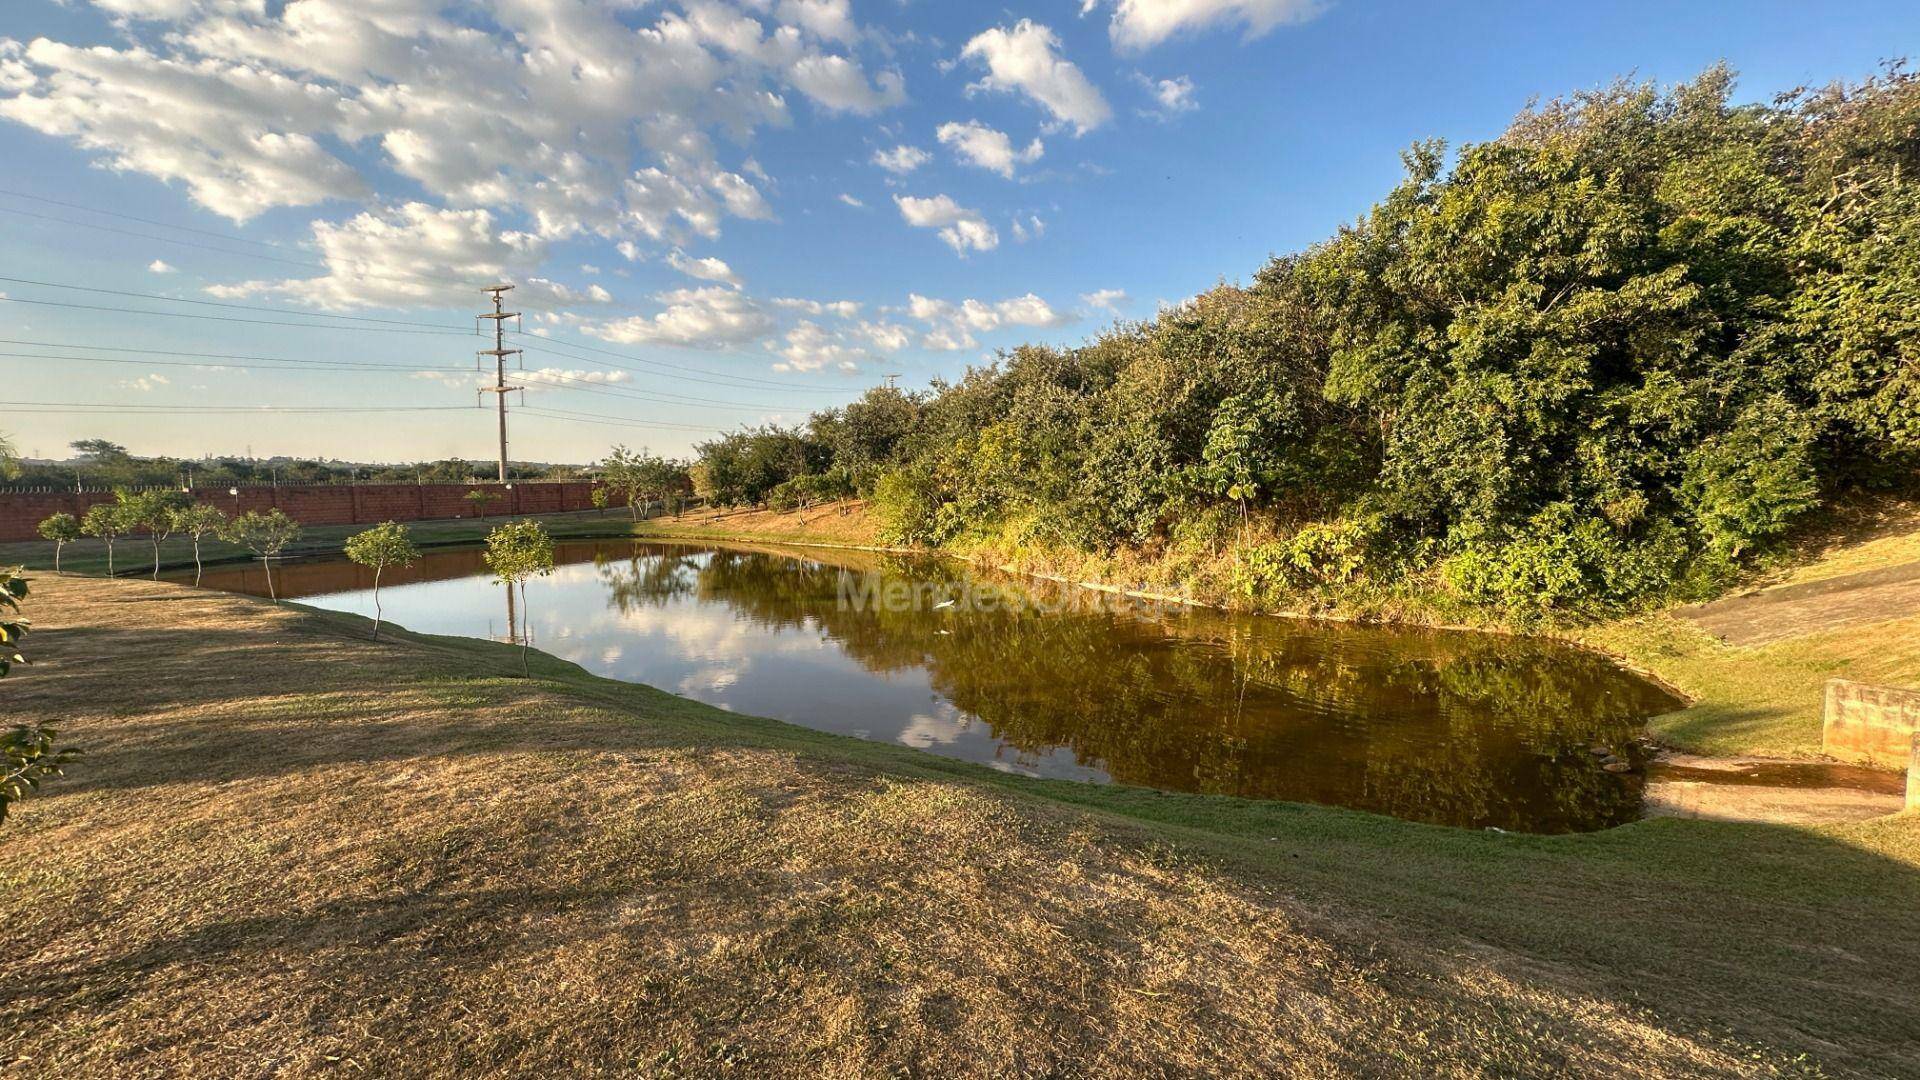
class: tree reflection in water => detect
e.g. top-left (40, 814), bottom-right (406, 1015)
top-left (195, 541), bottom-right (1682, 833)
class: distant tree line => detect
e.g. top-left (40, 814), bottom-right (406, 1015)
top-left (6, 439), bottom-right (590, 490)
top-left (684, 66), bottom-right (1920, 616)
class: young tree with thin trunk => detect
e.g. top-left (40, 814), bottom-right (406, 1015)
top-left (36, 513), bottom-right (81, 574)
top-left (464, 488), bottom-right (500, 519)
top-left (343, 522), bottom-right (419, 641)
top-left (219, 509), bottom-right (302, 603)
top-left (483, 520), bottom-right (554, 678)
top-left (79, 503), bottom-right (125, 577)
top-left (171, 504), bottom-right (227, 586)
top-left (117, 490), bottom-right (188, 580)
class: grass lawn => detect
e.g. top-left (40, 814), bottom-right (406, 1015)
top-left (4, 574), bottom-right (1919, 1076)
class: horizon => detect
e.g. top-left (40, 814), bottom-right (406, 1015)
top-left (5, 0), bottom-right (1917, 463)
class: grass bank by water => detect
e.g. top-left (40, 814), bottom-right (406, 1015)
top-left (5, 573), bottom-right (1920, 1076)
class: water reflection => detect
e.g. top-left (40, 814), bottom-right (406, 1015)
top-left (189, 540), bottom-right (1682, 832)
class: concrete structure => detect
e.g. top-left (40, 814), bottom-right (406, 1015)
top-left (1909, 734), bottom-right (1920, 812)
top-left (1822, 678), bottom-right (1920, 767)
top-left (0, 482), bottom-right (603, 542)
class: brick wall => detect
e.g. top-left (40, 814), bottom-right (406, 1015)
top-left (0, 482), bottom-right (604, 541)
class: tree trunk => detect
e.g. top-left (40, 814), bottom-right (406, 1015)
top-left (106, 540), bottom-right (114, 577)
top-left (152, 536), bottom-right (162, 580)
top-left (263, 555), bottom-right (277, 602)
top-left (53, 542), bottom-right (62, 575)
top-left (371, 564), bottom-right (383, 640)
top-left (193, 539), bottom-right (203, 586)
top-left (519, 580), bottom-right (531, 678)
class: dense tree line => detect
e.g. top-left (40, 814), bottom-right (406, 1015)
top-left (690, 66), bottom-right (1920, 616)
top-left (4, 439), bottom-right (588, 490)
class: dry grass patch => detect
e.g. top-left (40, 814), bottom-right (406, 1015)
top-left (0, 577), bottom-right (1907, 1076)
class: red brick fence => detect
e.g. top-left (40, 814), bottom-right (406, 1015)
top-left (0, 481), bottom-right (605, 542)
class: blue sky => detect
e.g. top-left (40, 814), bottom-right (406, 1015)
top-left (2, 0), bottom-right (1915, 464)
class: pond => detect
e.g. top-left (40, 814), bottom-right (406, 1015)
top-left (189, 539), bottom-right (1684, 833)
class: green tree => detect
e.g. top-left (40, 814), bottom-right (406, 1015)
top-left (343, 522), bottom-right (420, 641)
top-left (483, 520), bottom-right (555, 677)
top-left (171, 504), bottom-right (227, 586)
top-left (464, 488), bottom-right (501, 519)
top-left (0, 570), bottom-right (79, 826)
top-left (80, 502), bottom-right (126, 577)
top-left (220, 509), bottom-right (302, 603)
top-left (36, 513), bottom-right (81, 574)
top-left (602, 445), bottom-right (689, 520)
top-left (117, 489), bottom-right (189, 580)
top-left (589, 486), bottom-right (610, 516)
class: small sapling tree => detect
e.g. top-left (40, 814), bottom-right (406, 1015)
top-left (36, 513), bottom-right (81, 574)
top-left (80, 502), bottom-right (126, 577)
top-left (464, 488), bottom-right (501, 519)
top-left (220, 509), bottom-right (302, 603)
top-left (118, 489), bottom-right (189, 580)
top-left (483, 520), bottom-right (554, 677)
top-left (590, 486), bottom-right (610, 516)
top-left (172, 504), bottom-right (227, 586)
top-left (343, 522), bottom-right (419, 641)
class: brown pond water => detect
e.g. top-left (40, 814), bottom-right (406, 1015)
top-left (188, 539), bottom-right (1686, 833)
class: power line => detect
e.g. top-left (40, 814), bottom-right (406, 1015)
top-left (0, 188), bottom-right (305, 251)
top-left (0, 275), bottom-right (474, 331)
top-left (0, 295), bottom-right (469, 336)
top-left (0, 338), bottom-right (792, 410)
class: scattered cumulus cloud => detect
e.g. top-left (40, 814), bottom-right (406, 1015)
top-left (937, 120), bottom-right (1043, 178)
top-left (146, 259), bottom-right (176, 273)
top-left (960, 20), bottom-right (1111, 135)
top-left (872, 144), bottom-right (932, 174)
top-left (0, 0), bottom-right (909, 256)
top-left (774, 297), bottom-right (862, 318)
top-left (1087, 0), bottom-right (1325, 52)
top-left (1010, 214), bottom-right (1046, 243)
top-left (668, 250), bottom-right (743, 288)
top-left (118, 372), bottom-right (170, 392)
top-left (773, 319), bottom-right (863, 372)
top-left (907, 291), bottom-right (1075, 349)
top-left (837, 192), bottom-right (865, 208)
top-left (894, 194), bottom-right (998, 255)
top-left (589, 286), bottom-right (774, 349)
top-left (1136, 73), bottom-right (1198, 118)
top-left (1082, 288), bottom-right (1129, 314)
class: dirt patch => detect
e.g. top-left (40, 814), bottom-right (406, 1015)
top-left (1644, 754), bottom-right (1906, 825)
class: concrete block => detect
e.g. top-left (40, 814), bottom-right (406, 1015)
top-left (1823, 678), bottom-right (1920, 766)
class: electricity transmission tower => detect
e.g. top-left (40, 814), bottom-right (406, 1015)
top-left (476, 284), bottom-right (523, 483)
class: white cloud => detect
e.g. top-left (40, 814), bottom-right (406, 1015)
top-left (520, 367), bottom-right (633, 388)
top-left (767, 0), bottom-right (860, 44)
top-left (1093, 0), bottom-right (1324, 52)
top-left (837, 192), bottom-right (865, 208)
top-left (960, 21), bottom-right (1111, 135)
top-left (773, 319), bottom-right (863, 372)
top-left (787, 55), bottom-right (906, 115)
top-left (872, 144), bottom-right (931, 174)
top-left (668, 250), bottom-right (743, 288)
top-left (205, 202), bottom-right (544, 311)
top-left (895, 194), bottom-right (998, 256)
top-left (855, 320), bottom-right (912, 352)
top-left (1082, 288), bottom-right (1129, 314)
top-left (774, 297), bottom-right (862, 318)
top-left (118, 372), bottom-right (170, 392)
top-left (937, 120), bottom-right (1043, 179)
top-left (907, 291), bottom-right (1074, 349)
top-left (1136, 73), bottom-right (1198, 117)
top-left (147, 259), bottom-right (176, 274)
top-left (589, 286), bottom-right (774, 349)
top-left (1010, 215), bottom-right (1046, 243)
top-left (0, 0), bottom-right (907, 254)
